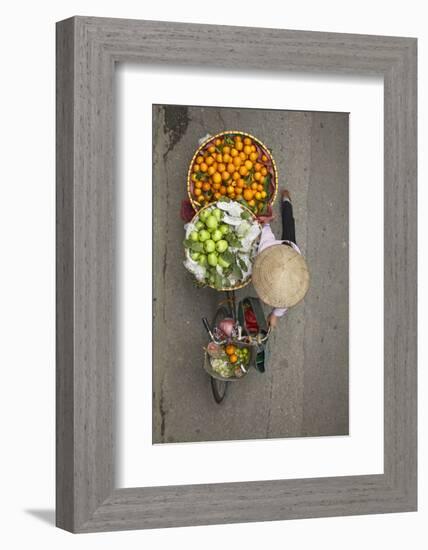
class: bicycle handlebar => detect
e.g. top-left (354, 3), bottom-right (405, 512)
top-left (201, 317), bottom-right (215, 341)
top-left (202, 317), bottom-right (271, 346)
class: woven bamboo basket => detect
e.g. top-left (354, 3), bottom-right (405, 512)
top-left (185, 201), bottom-right (261, 292)
top-left (187, 130), bottom-right (279, 213)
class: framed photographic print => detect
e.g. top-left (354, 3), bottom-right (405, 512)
top-left (150, 105), bottom-right (349, 446)
top-left (56, 16), bottom-right (417, 532)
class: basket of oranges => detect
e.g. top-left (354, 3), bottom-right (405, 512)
top-left (187, 131), bottom-right (278, 216)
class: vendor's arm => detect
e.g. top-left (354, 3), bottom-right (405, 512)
top-left (258, 223), bottom-right (277, 252)
top-left (267, 307), bottom-right (288, 329)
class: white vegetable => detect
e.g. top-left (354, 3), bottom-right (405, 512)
top-left (240, 224), bottom-right (261, 252)
top-left (183, 257), bottom-right (206, 281)
top-left (237, 220), bottom-right (251, 237)
top-left (237, 254), bottom-right (252, 277)
top-left (210, 357), bottom-right (234, 378)
top-left (217, 200), bottom-right (244, 218)
top-left (184, 221), bottom-right (198, 238)
top-left (221, 214), bottom-right (242, 226)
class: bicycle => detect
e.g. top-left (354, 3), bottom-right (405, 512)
top-left (202, 290), bottom-right (270, 404)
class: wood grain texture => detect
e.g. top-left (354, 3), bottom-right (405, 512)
top-left (56, 17), bottom-right (75, 532)
top-left (56, 16), bottom-right (417, 532)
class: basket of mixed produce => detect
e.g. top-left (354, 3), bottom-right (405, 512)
top-left (187, 131), bottom-right (278, 216)
top-left (183, 199), bottom-right (261, 291)
top-left (204, 340), bottom-right (256, 381)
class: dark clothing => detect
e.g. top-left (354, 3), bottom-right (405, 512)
top-left (281, 200), bottom-right (296, 245)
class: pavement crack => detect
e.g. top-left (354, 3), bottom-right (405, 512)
top-left (217, 110), bottom-right (227, 131)
top-left (162, 246), bottom-right (168, 323)
top-left (162, 134), bottom-right (170, 324)
top-left (162, 105), bottom-right (190, 160)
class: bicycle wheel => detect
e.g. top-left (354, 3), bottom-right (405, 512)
top-left (210, 305), bottom-right (231, 404)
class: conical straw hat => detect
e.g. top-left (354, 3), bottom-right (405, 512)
top-left (252, 244), bottom-right (310, 308)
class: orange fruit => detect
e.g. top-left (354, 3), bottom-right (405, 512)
top-left (226, 185), bottom-right (234, 195)
top-left (223, 146), bottom-right (230, 154)
top-left (196, 156), bottom-right (204, 164)
top-left (261, 191), bottom-right (267, 199)
top-left (202, 182), bottom-right (211, 192)
top-left (254, 162), bottom-right (262, 171)
top-left (239, 151), bottom-right (247, 160)
top-left (212, 182), bottom-right (221, 190)
top-left (194, 188), bottom-right (202, 197)
top-left (215, 138), bottom-right (222, 146)
top-left (235, 141), bottom-right (243, 151)
top-left (254, 172), bottom-right (261, 181)
top-left (233, 156), bottom-right (242, 168)
top-left (208, 145), bottom-right (216, 154)
top-left (244, 160), bottom-right (253, 170)
top-left (212, 172), bottom-right (222, 184)
top-left (239, 166), bottom-right (248, 177)
top-left (206, 156), bottom-right (214, 166)
top-left (261, 167), bottom-right (268, 176)
top-left (243, 137), bottom-right (252, 145)
top-left (230, 148), bottom-right (238, 157)
top-left (220, 185), bottom-right (227, 195)
top-left (214, 192), bottom-right (221, 200)
top-left (250, 152), bottom-right (258, 161)
top-left (207, 166), bottom-right (216, 176)
top-left (229, 354), bottom-right (238, 364)
top-left (251, 182), bottom-right (258, 190)
top-left (195, 181), bottom-right (203, 189)
top-left (237, 179), bottom-right (245, 188)
top-left (200, 162), bottom-right (208, 172)
top-left (248, 199), bottom-right (256, 207)
top-left (193, 164), bottom-right (199, 173)
top-left (216, 153), bottom-right (223, 163)
top-left (243, 145), bottom-right (252, 155)
top-left (257, 184), bottom-right (264, 192)
top-left (225, 344), bottom-right (236, 356)
top-left (232, 171), bottom-right (240, 181)
top-left (227, 163), bottom-right (235, 174)
top-left (255, 192), bottom-right (262, 200)
top-left (223, 154), bottom-right (231, 164)
top-left (222, 171), bottom-right (230, 181)
top-left (218, 163), bottom-right (226, 173)
top-left (251, 145), bottom-right (256, 152)
top-left (243, 189), bottom-right (253, 201)
top-left (262, 154), bottom-right (268, 162)
top-left (235, 187), bottom-right (242, 195)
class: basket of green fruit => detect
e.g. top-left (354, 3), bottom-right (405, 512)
top-left (183, 199), bottom-right (261, 291)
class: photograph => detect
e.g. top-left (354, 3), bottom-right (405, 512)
top-left (152, 104), bottom-right (349, 444)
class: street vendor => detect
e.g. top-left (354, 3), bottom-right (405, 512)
top-left (254, 189), bottom-right (310, 329)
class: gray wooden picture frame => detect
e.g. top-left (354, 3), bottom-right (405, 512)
top-left (56, 16), bottom-right (417, 533)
